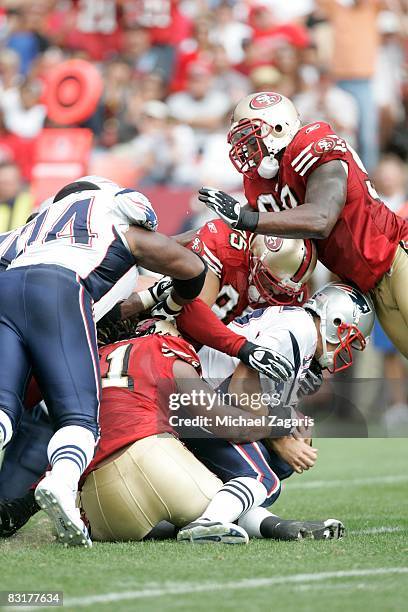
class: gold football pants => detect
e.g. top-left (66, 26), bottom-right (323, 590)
top-left (80, 433), bottom-right (222, 542)
top-left (371, 245), bottom-right (408, 358)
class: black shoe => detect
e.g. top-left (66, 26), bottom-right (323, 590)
top-left (0, 490), bottom-right (40, 537)
top-left (260, 516), bottom-right (345, 540)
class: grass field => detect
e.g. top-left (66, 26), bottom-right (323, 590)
top-left (1, 438), bottom-right (407, 612)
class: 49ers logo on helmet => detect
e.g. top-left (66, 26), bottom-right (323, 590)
top-left (314, 137), bottom-right (336, 155)
top-left (264, 235), bottom-right (284, 252)
top-left (249, 93), bottom-right (282, 110)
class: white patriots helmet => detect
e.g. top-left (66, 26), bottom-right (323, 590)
top-left (79, 175), bottom-right (158, 233)
top-left (305, 283), bottom-right (375, 373)
top-left (228, 91), bottom-right (301, 178)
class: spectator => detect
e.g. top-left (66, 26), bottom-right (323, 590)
top-left (373, 154), bottom-right (408, 212)
top-left (2, 77), bottom-right (46, 138)
top-left (212, 1), bottom-right (252, 64)
top-left (171, 14), bottom-right (215, 91)
top-left (0, 161), bottom-right (33, 232)
top-left (374, 10), bottom-right (405, 148)
top-left (295, 68), bottom-right (359, 146)
top-left (122, 25), bottom-right (173, 83)
top-left (112, 100), bottom-right (197, 186)
top-left (212, 44), bottom-right (251, 105)
top-left (167, 61), bottom-right (231, 146)
top-left (319, 0), bottom-right (382, 172)
top-left (0, 47), bottom-right (21, 95)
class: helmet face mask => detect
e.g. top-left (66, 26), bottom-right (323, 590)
top-left (228, 118), bottom-right (272, 176)
top-left (328, 322), bottom-right (367, 373)
top-left (249, 258), bottom-right (305, 307)
top-left (248, 235), bottom-right (316, 308)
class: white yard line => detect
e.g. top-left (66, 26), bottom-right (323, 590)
top-left (286, 474), bottom-right (408, 489)
top-left (349, 526), bottom-right (406, 535)
top-left (16, 567), bottom-right (408, 610)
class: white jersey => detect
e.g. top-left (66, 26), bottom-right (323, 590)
top-left (198, 306), bottom-right (317, 407)
top-left (8, 187), bottom-right (157, 305)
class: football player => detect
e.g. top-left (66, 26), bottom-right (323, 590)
top-left (185, 219), bottom-right (316, 324)
top-left (198, 92), bottom-right (408, 357)
top-left (178, 282), bottom-right (375, 543)
top-left (0, 176), bottom-right (211, 547)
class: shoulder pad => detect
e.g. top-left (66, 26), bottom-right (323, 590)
top-left (114, 189), bottom-right (158, 232)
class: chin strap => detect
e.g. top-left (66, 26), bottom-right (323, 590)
top-left (257, 156), bottom-right (279, 179)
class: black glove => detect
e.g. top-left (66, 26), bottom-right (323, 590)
top-left (0, 491), bottom-right (40, 538)
top-left (238, 340), bottom-right (294, 383)
top-left (198, 188), bottom-right (259, 232)
top-left (138, 276), bottom-right (173, 310)
top-left (151, 294), bottom-right (183, 321)
top-left (298, 359), bottom-right (323, 399)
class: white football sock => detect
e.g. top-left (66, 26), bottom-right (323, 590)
top-left (47, 426), bottom-right (96, 494)
top-left (0, 410), bottom-right (13, 449)
top-left (199, 477), bottom-right (268, 523)
top-left (238, 507), bottom-right (276, 538)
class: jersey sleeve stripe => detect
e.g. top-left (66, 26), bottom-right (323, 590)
top-left (291, 143), bottom-right (313, 167)
top-left (299, 156), bottom-right (319, 176)
top-left (294, 152), bottom-right (313, 173)
top-left (203, 256), bottom-right (222, 278)
top-left (202, 244), bottom-right (223, 275)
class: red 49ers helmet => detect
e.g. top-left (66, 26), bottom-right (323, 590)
top-left (248, 235), bottom-right (317, 307)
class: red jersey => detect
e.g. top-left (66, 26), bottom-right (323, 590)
top-left (188, 220), bottom-right (252, 324)
top-left (83, 334), bottom-right (200, 477)
top-left (244, 122), bottom-right (408, 292)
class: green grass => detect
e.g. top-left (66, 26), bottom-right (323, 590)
top-left (1, 439), bottom-right (408, 612)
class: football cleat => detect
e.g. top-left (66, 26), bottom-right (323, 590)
top-left (177, 520), bottom-right (249, 545)
top-left (260, 516), bottom-right (345, 540)
top-left (35, 476), bottom-right (92, 548)
top-left (0, 491), bottom-right (40, 538)
top-left (301, 518), bottom-right (345, 540)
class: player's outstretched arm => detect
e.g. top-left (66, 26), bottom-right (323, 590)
top-left (198, 160), bottom-right (347, 239)
top-left (126, 226), bottom-right (205, 282)
top-left (125, 227), bottom-right (207, 318)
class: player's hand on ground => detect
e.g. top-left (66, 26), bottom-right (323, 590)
top-left (268, 436), bottom-right (318, 473)
top-left (298, 359), bottom-right (323, 399)
top-left (198, 188), bottom-right (259, 232)
top-left (238, 340), bottom-right (294, 383)
top-left (150, 293), bottom-right (182, 321)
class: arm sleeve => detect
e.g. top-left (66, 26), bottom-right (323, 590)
top-left (187, 222), bottom-right (224, 279)
top-left (177, 298), bottom-right (247, 357)
top-left (290, 122), bottom-right (349, 182)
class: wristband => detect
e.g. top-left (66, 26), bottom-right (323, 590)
top-left (138, 289), bottom-right (156, 310)
top-left (236, 210), bottom-right (259, 232)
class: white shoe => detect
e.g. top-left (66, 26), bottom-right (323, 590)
top-left (35, 476), bottom-right (92, 548)
top-left (0, 427), bottom-right (4, 453)
top-left (177, 520), bottom-right (249, 544)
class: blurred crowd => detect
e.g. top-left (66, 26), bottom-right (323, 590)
top-left (0, 0), bottom-right (407, 424)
